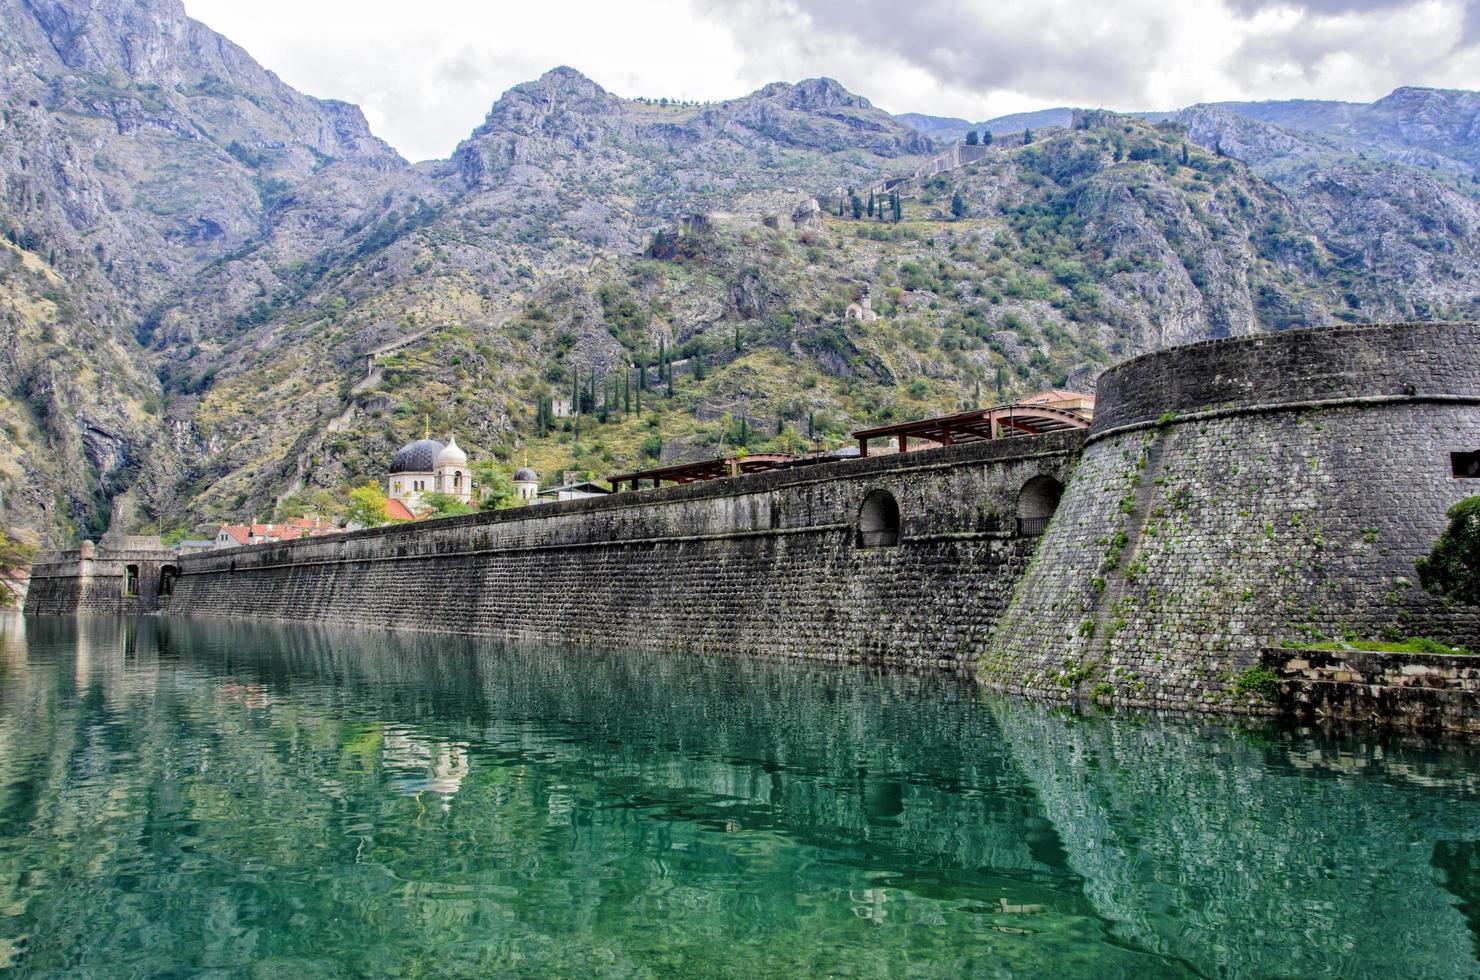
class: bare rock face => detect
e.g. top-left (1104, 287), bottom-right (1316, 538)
top-left (1292, 166), bottom-right (1480, 319)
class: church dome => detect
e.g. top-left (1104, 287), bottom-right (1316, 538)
top-left (436, 435), bottom-right (467, 468)
top-left (514, 467), bottom-right (539, 483)
top-left (390, 438), bottom-right (444, 474)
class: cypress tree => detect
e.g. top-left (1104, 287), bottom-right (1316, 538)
top-left (635, 375), bottom-right (642, 414)
top-left (867, 190), bottom-right (875, 217)
top-left (965, 130), bottom-right (979, 146)
top-left (850, 192), bottom-right (863, 219)
top-left (807, 411), bottom-right (815, 440)
top-left (572, 373), bottom-right (580, 416)
top-left (624, 373), bottom-right (631, 414)
top-left (1180, 142), bottom-right (1190, 165)
top-left (951, 191), bottom-right (965, 219)
top-left (667, 363), bottom-right (674, 398)
top-left (1022, 128), bottom-right (1033, 145)
top-left (734, 325), bottom-right (741, 353)
top-left (996, 365), bottom-right (1005, 402)
top-left (983, 131), bottom-right (993, 146)
top-left (694, 351), bottom-right (705, 381)
top-left (658, 338), bottom-right (666, 381)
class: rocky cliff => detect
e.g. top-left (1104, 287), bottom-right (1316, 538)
top-left (2, 0), bottom-right (1478, 544)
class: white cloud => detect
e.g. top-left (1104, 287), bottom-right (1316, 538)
top-left (181, 0), bottom-right (1480, 161)
top-left (183, 0), bottom-right (756, 160)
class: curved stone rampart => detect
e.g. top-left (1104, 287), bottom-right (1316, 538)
top-left (1089, 321), bottom-right (1480, 434)
top-left (985, 322), bottom-right (1480, 712)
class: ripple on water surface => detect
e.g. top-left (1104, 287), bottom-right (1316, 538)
top-left (0, 614), bottom-right (1477, 977)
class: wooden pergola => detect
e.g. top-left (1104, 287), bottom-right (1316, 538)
top-left (608, 453), bottom-right (797, 492)
top-left (852, 403), bottom-right (1090, 457)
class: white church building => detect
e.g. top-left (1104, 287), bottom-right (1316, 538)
top-left (387, 435), bottom-right (472, 513)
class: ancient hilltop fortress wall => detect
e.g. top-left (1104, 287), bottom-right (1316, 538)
top-left (166, 436), bottom-right (1082, 664)
top-left (984, 322), bottom-right (1480, 712)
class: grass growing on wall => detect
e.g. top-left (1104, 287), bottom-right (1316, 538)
top-left (1295, 637), bottom-right (1477, 656)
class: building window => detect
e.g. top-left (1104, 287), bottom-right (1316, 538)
top-left (1454, 452), bottom-right (1480, 478)
top-left (856, 489), bottom-right (900, 548)
top-left (124, 564), bottom-right (139, 597)
top-left (1017, 475), bottom-right (1064, 537)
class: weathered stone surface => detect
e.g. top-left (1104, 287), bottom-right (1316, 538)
top-left (1265, 647), bottom-right (1480, 734)
top-left (25, 539), bottom-right (176, 615)
top-left (986, 321), bottom-right (1480, 714)
top-left (160, 435), bottom-right (1080, 667)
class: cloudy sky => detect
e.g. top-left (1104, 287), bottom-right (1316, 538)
top-left (183, 0), bottom-right (1480, 162)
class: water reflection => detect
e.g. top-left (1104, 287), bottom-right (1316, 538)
top-left (0, 613), bottom-right (1476, 978)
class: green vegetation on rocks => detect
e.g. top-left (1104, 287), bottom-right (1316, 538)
top-left (0, 527), bottom-right (36, 607)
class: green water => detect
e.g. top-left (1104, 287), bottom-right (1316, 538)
top-left (1, 617), bottom-right (1478, 978)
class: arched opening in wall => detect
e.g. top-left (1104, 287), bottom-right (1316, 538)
top-left (124, 564), bottom-right (139, 597)
top-left (160, 564), bottom-right (180, 596)
top-left (856, 489), bottom-right (901, 548)
top-left (1017, 476), bottom-right (1063, 537)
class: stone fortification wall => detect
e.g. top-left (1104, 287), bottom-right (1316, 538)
top-left (25, 542), bottom-right (177, 615)
top-left (167, 435), bottom-right (1082, 664)
top-left (1265, 647), bottom-right (1480, 734)
top-left (984, 322), bottom-right (1480, 713)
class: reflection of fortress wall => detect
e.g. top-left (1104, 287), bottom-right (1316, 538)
top-left (167, 437), bottom-right (1080, 666)
top-left (987, 323), bottom-right (1480, 711)
top-left (153, 617), bottom-right (1072, 883)
top-left (11, 615), bottom-right (1480, 974)
top-left (992, 699), bottom-right (1480, 978)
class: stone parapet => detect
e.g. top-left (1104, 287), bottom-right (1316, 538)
top-left (1090, 322), bottom-right (1480, 434)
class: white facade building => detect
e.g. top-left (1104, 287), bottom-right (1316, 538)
top-left (387, 435), bottom-right (473, 513)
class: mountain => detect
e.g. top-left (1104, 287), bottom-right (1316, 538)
top-left (910, 88), bottom-right (1480, 185)
top-left (1209, 87), bottom-right (1480, 171)
top-left (894, 112), bottom-right (972, 140)
top-left (2, 0), bottom-right (1478, 546)
top-left (898, 108), bottom-right (1077, 143)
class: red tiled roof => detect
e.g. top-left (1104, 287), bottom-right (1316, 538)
top-left (384, 499), bottom-right (416, 522)
top-left (218, 519), bottom-right (343, 546)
